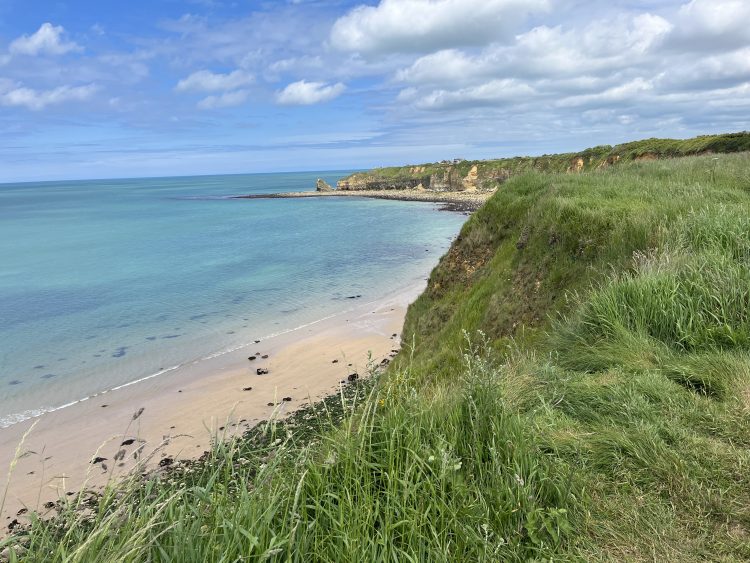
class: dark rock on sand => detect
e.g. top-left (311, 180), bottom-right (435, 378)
top-left (261, 354), bottom-right (269, 359)
top-left (243, 386), bottom-right (253, 391)
top-left (267, 402), bottom-right (275, 406)
top-left (256, 368), bottom-right (269, 375)
top-left (121, 439), bottom-right (136, 446)
top-left (332, 359), bottom-right (339, 363)
top-left (248, 356), bottom-right (257, 361)
top-left (348, 373), bottom-right (359, 382)
top-left (158, 457), bottom-right (174, 468)
top-left (91, 457), bottom-right (107, 464)
top-left (282, 397), bottom-right (292, 402)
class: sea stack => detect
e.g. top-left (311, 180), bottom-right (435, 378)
top-left (316, 178), bottom-right (334, 192)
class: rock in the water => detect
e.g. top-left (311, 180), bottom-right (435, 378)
top-left (316, 178), bottom-right (334, 192)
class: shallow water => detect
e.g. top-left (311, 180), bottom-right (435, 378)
top-left (0, 172), bottom-right (467, 427)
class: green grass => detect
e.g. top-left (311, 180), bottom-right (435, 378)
top-left (350, 131), bottom-right (750, 188)
top-left (5, 151), bottom-right (750, 561)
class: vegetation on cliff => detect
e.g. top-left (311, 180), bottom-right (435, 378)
top-left (4, 149), bottom-right (750, 561)
top-left (338, 131), bottom-right (750, 192)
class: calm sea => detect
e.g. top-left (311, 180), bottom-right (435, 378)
top-left (0, 172), bottom-right (467, 427)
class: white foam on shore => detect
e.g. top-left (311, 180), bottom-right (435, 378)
top-left (0, 283), bottom-right (419, 430)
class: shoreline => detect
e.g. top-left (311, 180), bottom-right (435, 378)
top-left (231, 189), bottom-right (493, 212)
top-left (1, 282), bottom-right (422, 528)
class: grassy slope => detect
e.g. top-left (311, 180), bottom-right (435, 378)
top-left (4, 152), bottom-right (750, 561)
top-left (402, 153), bottom-right (750, 559)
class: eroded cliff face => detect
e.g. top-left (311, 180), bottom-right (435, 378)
top-left (337, 174), bottom-right (431, 191)
top-left (337, 164), bottom-right (489, 193)
top-left (335, 131), bottom-right (750, 194)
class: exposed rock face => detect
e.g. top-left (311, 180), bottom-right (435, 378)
top-left (337, 174), bottom-right (429, 191)
top-left (462, 165), bottom-right (479, 192)
top-left (597, 155), bottom-right (621, 169)
top-left (316, 178), bottom-right (334, 192)
top-left (568, 157), bottom-right (585, 173)
top-left (430, 167), bottom-right (464, 191)
top-left (338, 163), bottom-right (497, 193)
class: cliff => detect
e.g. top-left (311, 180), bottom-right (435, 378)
top-left (337, 131), bottom-right (750, 193)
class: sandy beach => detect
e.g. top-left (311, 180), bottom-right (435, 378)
top-left (0, 283), bottom-right (421, 527)
top-left (233, 188), bottom-right (494, 212)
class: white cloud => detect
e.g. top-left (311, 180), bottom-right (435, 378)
top-left (9, 23), bottom-right (82, 56)
top-left (557, 77), bottom-right (656, 107)
top-left (176, 69), bottom-right (254, 92)
top-left (276, 80), bottom-right (345, 105)
top-left (197, 89), bottom-right (250, 109)
top-left (401, 78), bottom-right (535, 110)
top-left (330, 0), bottom-right (549, 54)
top-left (0, 83), bottom-right (97, 110)
top-left (675, 0), bottom-right (750, 49)
top-left (395, 13), bottom-right (672, 89)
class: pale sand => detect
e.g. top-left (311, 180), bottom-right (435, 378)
top-left (233, 189), bottom-right (494, 212)
top-left (0, 284), bottom-right (420, 526)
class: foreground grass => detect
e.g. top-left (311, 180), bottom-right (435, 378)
top-left (4, 152), bottom-right (750, 560)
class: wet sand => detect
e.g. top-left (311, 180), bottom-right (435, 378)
top-left (0, 284), bottom-right (419, 527)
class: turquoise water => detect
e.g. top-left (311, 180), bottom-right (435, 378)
top-left (0, 172), bottom-right (467, 427)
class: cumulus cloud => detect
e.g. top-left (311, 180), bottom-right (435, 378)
top-left (0, 83), bottom-right (97, 110)
top-left (9, 23), bottom-right (82, 56)
top-left (176, 69), bottom-right (254, 92)
top-left (330, 0), bottom-right (549, 54)
top-left (197, 89), bottom-right (250, 109)
top-left (674, 0), bottom-right (750, 50)
top-left (557, 77), bottom-right (656, 107)
top-left (276, 80), bottom-right (345, 105)
top-left (396, 13), bottom-right (672, 89)
top-left (400, 79), bottom-right (535, 110)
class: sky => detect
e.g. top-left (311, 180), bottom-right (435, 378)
top-left (0, 0), bottom-right (749, 182)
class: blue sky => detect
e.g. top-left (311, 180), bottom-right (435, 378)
top-left (0, 0), bottom-right (749, 181)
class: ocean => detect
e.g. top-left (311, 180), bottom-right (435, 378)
top-left (0, 172), bottom-right (467, 428)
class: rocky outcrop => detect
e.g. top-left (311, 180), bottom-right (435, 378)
top-left (316, 178), bottom-right (334, 192)
top-left (337, 163), bottom-right (498, 193)
top-left (430, 167), bottom-right (465, 191)
top-left (462, 165), bottom-right (479, 192)
top-left (337, 174), bottom-right (430, 191)
top-left (568, 157), bottom-right (585, 173)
